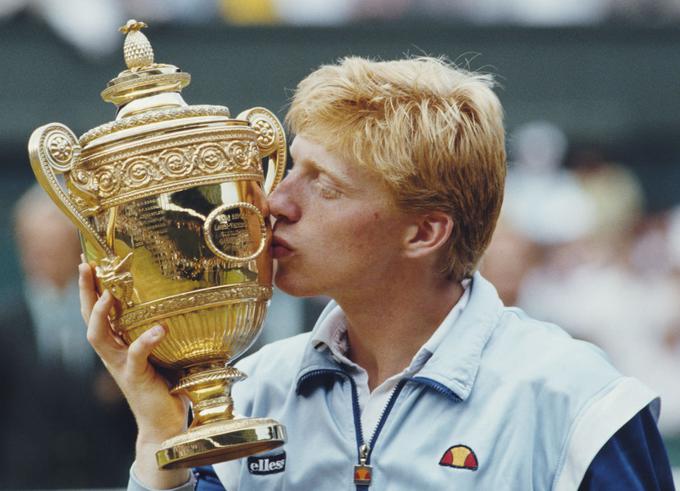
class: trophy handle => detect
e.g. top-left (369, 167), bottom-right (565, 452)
top-left (28, 123), bottom-right (112, 257)
top-left (237, 107), bottom-right (287, 195)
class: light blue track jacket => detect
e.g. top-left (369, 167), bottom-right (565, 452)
top-left (130, 273), bottom-right (657, 490)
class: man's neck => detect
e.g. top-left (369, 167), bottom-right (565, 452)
top-left (336, 275), bottom-right (464, 391)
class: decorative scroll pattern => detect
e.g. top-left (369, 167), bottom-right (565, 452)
top-left (252, 119), bottom-right (276, 151)
top-left (71, 137), bottom-right (262, 211)
top-left (79, 105), bottom-right (230, 145)
top-left (238, 107), bottom-right (280, 156)
top-left (47, 133), bottom-right (75, 165)
top-left (237, 107), bottom-right (287, 195)
top-left (114, 284), bottom-right (272, 330)
top-left (41, 125), bottom-right (81, 173)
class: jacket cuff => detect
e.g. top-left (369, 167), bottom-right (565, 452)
top-left (127, 463), bottom-right (196, 491)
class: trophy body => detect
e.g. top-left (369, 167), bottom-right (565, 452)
top-left (28, 21), bottom-right (286, 469)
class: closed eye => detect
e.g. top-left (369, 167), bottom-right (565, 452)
top-left (313, 178), bottom-right (342, 199)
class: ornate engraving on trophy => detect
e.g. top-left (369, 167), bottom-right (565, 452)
top-left (79, 106), bottom-right (232, 145)
top-left (211, 208), bottom-right (251, 256)
top-left (96, 253), bottom-right (135, 307)
top-left (116, 284), bottom-right (271, 332)
top-left (203, 202), bottom-right (266, 263)
top-left (133, 196), bottom-right (176, 276)
top-left (252, 119), bottom-right (276, 148)
top-left (46, 132), bottom-right (75, 164)
top-left (71, 133), bottom-right (264, 211)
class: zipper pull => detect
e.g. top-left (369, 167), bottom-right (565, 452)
top-left (354, 443), bottom-right (373, 486)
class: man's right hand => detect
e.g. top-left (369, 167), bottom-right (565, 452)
top-left (78, 262), bottom-right (191, 489)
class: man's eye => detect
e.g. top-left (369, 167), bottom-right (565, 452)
top-left (314, 180), bottom-right (341, 199)
top-left (320, 187), bottom-right (342, 199)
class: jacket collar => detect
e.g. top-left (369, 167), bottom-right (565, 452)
top-left (295, 272), bottom-right (503, 402)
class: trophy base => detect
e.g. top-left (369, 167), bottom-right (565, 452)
top-left (156, 417), bottom-right (286, 469)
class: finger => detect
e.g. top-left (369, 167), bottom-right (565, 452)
top-left (112, 332), bottom-right (128, 348)
top-left (127, 325), bottom-right (166, 378)
top-left (78, 262), bottom-right (98, 323)
top-left (86, 290), bottom-right (125, 363)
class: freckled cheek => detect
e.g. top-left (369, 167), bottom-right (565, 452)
top-left (314, 224), bottom-right (368, 256)
top-left (339, 222), bottom-right (385, 254)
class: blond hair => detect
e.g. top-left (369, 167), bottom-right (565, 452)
top-left (286, 56), bottom-right (506, 280)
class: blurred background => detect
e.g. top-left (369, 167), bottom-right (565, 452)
top-left (1, 0), bottom-right (679, 488)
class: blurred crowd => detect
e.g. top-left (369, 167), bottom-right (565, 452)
top-left (0, 186), bottom-right (136, 488)
top-left (1, 0), bottom-right (680, 57)
top-left (482, 121), bottom-right (680, 437)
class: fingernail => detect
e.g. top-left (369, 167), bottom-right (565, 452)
top-left (150, 325), bottom-right (165, 338)
top-left (78, 263), bottom-right (88, 274)
top-left (101, 290), bottom-right (111, 301)
top-left (80, 253), bottom-right (86, 263)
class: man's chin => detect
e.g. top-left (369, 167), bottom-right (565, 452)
top-left (273, 271), bottom-right (317, 298)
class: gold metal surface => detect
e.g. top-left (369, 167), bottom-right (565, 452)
top-left (27, 19), bottom-right (287, 469)
top-left (79, 105), bottom-right (232, 146)
top-left (156, 418), bottom-right (287, 469)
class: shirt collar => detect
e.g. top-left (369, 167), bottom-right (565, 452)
top-left (297, 272), bottom-right (502, 401)
top-left (310, 281), bottom-right (471, 376)
top-left (310, 307), bottom-right (353, 367)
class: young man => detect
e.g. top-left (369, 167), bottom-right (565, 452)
top-left (81, 57), bottom-right (673, 490)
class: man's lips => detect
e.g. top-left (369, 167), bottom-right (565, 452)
top-left (271, 235), bottom-right (293, 258)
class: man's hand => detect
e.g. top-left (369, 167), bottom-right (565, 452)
top-left (79, 262), bottom-right (191, 489)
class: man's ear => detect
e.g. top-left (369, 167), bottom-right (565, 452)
top-left (403, 211), bottom-right (453, 259)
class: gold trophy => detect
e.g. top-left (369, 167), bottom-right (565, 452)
top-left (27, 20), bottom-right (286, 469)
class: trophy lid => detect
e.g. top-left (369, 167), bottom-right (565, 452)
top-left (101, 20), bottom-right (191, 108)
top-left (79, 20), bottom-right (232, 147)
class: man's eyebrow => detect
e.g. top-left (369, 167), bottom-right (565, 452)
top-left (303, 158), bottom-right (353, 189)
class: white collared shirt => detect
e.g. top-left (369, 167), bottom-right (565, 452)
top-left (311, 280), bottom-right (471, 442)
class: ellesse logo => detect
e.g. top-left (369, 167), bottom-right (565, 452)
top-left (247, 452), bottom-right (286, 475)
top-left (439, 445), bottom-right (478, 471)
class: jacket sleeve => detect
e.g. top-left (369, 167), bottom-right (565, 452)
top-left (578, 406), bottom-right (675, 491)
top-left (127, 465), bottom-right (196, 491)
top-left (194, 466), bottom-right (227, 491)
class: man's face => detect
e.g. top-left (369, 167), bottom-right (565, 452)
top-left (268, 135), bottom-right (412, 299)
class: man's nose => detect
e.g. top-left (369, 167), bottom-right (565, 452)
top-left (267, 174), bottom-right (300, 223)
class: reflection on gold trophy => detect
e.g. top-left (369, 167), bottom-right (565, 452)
top-left (27, 20), bottom-right (286, 469)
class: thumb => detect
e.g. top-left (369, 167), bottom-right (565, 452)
top-left (126, 325), bottom-right (166, 378)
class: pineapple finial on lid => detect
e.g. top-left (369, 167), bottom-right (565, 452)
top-left (120, 19), bottom-right (154, 70)
top-left (102, 19), bottom-right (191, 107)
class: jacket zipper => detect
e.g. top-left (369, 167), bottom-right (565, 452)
top-left (297, 368), bottom-right (408, 490)
top-left (349, 376), bottom-right (408, 490)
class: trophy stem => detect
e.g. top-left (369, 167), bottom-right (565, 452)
top-left (171, 364), bottom-right (245, 428)
top-left (156, 364), bottom-right (286, 469)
